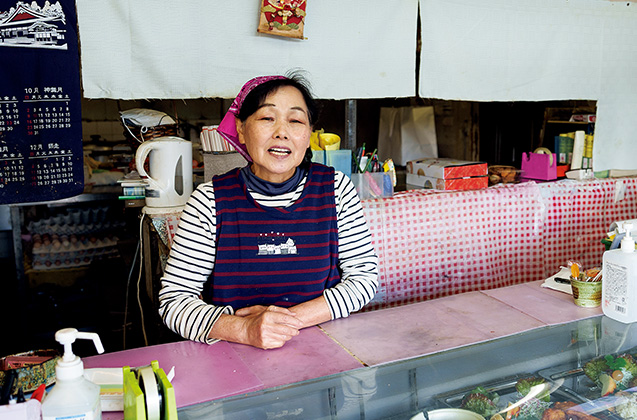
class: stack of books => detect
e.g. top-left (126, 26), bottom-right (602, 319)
top-left (554, 130), bottom-right (594, 170)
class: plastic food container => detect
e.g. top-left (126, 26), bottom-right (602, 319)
top-left (350, 172), bottom-right (394, 200)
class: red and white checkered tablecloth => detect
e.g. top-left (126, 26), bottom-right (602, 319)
top-left (541, 179), bottom-right (637, 277)
top-left (362, 178), bottom-right (637, 310)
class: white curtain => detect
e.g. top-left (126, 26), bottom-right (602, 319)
top-left (76, 0), bottom-right (637, 171)
top-left (76, 0), bottom-right (418, 100)
top-left (419, 0), bottom-right (637, 172)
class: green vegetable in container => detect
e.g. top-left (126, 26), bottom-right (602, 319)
top-left (583, 357), bottom-right (608, 384)
top-left (613, 354), bottom-right (637, 378)
top-left (471, 386), bottom-right (500, 404)
top-left (460, 387), bottom-right (500, 417)
top-left (515, 377), bottom-right (550, 403)
top-left (583, 353), bottom-right (637, 390)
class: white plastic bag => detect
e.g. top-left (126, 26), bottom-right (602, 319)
top-left (120, 108), bottom-right (175, 128)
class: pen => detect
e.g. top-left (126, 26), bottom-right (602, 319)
top-left (355, 151), bottom-right (362, 173)
top-left (351, 152), bottom-right (359, 174)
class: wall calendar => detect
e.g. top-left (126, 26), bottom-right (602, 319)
top-left (0, 0), bottom-right (83, 204)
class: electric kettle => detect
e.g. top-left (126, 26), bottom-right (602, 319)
top-left (135, 136), bottom-right (193, 208)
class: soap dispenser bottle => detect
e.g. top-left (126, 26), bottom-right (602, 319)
top-left (42, 328), bottom-right (105, 420)
top-left (602, 222), bottom-right (637, 323)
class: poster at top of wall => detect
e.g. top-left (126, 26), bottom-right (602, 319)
top-left (257, 0), bottom-right (306, 39)
top-left (0, 0), bottom-right (84, 204)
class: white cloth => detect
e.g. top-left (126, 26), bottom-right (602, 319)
top-left (418, 0), bottom-right (637, 172)
top-left (76, 0), bottom-right (417, 100)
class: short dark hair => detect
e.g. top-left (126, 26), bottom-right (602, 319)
top-left (237, 72), bottom-right (320, 127)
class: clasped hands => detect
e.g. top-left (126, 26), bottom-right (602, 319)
top-left (210, 296), bottom-right (331, 349)
top-left (235, 305), bottom-right (304, 349)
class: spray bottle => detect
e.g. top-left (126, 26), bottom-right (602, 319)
top-left (41, 328), bottom-right (105, 420)
top-left (602, 222), bottom-right (637, 323)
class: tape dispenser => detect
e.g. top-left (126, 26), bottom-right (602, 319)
top-left (123, 360), bottom-right (177, 420)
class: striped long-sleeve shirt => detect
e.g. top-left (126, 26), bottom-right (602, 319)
top-left (158, 170), bottom-right (379, 344)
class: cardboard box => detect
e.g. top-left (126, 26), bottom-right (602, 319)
top-left (406, 173), bottom-right (488, 191)
top-left (406, 158), bottom-right (487, 179)
top-left (557, 164), bottom-right (569, 178)
top-left (569, 114), bottom-right (596, 123)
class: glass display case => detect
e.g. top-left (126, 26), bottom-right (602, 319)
top-left (178, 316), bottom-right (637, 420)
top-left (7, 193), bottom-right (144, 353)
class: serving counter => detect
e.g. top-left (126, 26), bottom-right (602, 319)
top-left (84, 281), bottom-right (637, 419)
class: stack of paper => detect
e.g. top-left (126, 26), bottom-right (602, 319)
top-left (201, 126), bottom-right (235, 153)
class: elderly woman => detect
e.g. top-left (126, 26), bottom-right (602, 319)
top-left (158, 74), bottom-right (378, 349)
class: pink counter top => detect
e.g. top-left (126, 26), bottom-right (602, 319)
top-left (320, 291), bottom-right (545, 366)
top-left (321, 281), bottom-right (602, 366)
top-left (84, 324), bottom-right (362, 416)
top-left (84, 281), bottom-right (601, 415)
top-left (481, 280), bottom-right (602, 326)
top-left (227, 325), bottom-right (363, 389)
top-left (84, 340), bottom-right (263, 408)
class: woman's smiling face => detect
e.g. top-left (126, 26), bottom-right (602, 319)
top-left (236, 85), bottom-right (312, 184)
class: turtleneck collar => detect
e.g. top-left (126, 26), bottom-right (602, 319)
top-left (240, 165), bottom-right (307, 196)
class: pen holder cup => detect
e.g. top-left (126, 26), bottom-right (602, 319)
top-left (570, 278), bottom-right (602, 307)
top-left (351, 172), bottom-right (394, 200)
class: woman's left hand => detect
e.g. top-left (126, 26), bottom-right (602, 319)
top-left (210, 305), bottom-right (303, 349)
top-left (208, 298), bottom-right (333, 349)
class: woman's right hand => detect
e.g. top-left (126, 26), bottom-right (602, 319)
top-left (211, 305), bottom-right (304, 349)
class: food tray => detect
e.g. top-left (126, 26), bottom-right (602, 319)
top-left (436, 374), bottom-right (583, 407)
top-left (537, 364), bottom-right (598, 401)
top-left (538, 364), bottom-right (635, 419)
top-left (434, 374), bottom-right (619, 419)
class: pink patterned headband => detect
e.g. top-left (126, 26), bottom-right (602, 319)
top-left (217, 75), bottom-right (288, 162)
